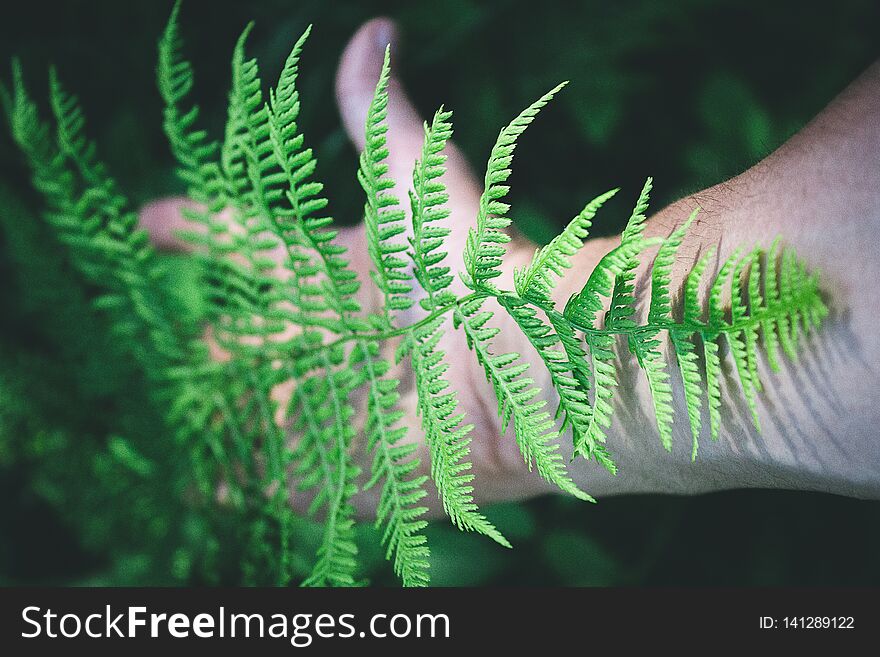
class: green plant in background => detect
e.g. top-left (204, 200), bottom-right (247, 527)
top-left (1, 2), bottom-right (827, 587)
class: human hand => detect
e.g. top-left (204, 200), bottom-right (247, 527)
top-left (140, 19), bottom-right (880, 514)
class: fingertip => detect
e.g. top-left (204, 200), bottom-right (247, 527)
top-left (335, 17), bottom-right (399, 150)
top-left (139, 196), bottom-right (197, 251)
top-left (371, 17), bottom-right (399, 59)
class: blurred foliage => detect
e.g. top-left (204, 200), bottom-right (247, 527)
top-left (1, 0), bottom-right (879, 586)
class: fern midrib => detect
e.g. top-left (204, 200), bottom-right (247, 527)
top-left (266, 104), bottom-right (351, 326)
top-left (456, 302), bottom-right (527, 429)
top-left (410, 158), bottom-right (440, 311)
top-left (308, 292), bottom-right (483, 357)
top-left (582, 332), bottom-right (611, 445)
top-left (572, 288), bottom-right (823, 338)
top-left (286, 283), bottom-right (820, 367)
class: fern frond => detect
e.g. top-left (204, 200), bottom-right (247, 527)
top-left (670, 330), bottom-right (702, 460)
top-left (583, 332), bottom-right (618, 458)
top-left (7, 62), bottom-right (86, 259)
top-left (410, 107), bottom-right (456, 310)
top-left (631, 211), bottom-right (697, 450)
top-left (727, 252), bottom-right (761, 429)
top-left (501, 298), bottom-right (614, 473)
top-left (353, 340), bottom-right (430, 587)
top-left (455, 298), bottom-right (593, 502)
top-left (403, 109), bottom-right (502, 545)
top-left (674, 246), bottom-right (715, 458)
top-left (546, 309), bottom-right (615, 471)
top-left (704, 248), bottom-right (741, 440)
top-left (683, 247), bottom-right (716, 325)
top-left (293, 355), bottom-right (360, 588)
top-left (564, 237), bottom-right (661, 328)
top-left (410, 317), bottom-right (510, 546)
top-left (761, 239), bottom-right (783, 372)
top-left (39, 69), bottom-right (185, 369)
top-left (359, 47), bottom-right (412, 326)
top-left (606, 177), bottom-right (653, 329)
top-left (514, 188), bottom-right (619, 303)
top-left (228, 26), bottom-right (345, 344)
top-left (777, 247), bottom-right (800, 359)
top-left (157, 0), bottom-right (221, 204)
top-left (630, 329), bottom-right (675, 450)
top-left (745, 247), bottom-right (765, 392)
top-left (564, 236), bottom-right (660, 451)
top-left (266, 27), bottom-right (363, 330)
top-left (181, 22), bottom-right (290, 354)
top-left (648, 210), bottom-right (696, 323)
top-left (9, 11), bottom-right (833, 590)
top-left (158, 3), bottom-right (252, 341)
top-left (463, 82), bottom-right (567, 291)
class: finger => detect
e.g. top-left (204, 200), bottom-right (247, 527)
top-left (139, 195), bottom-right (354, 273)
top-left (335, 18), bottom-right (542, 488)
top-left (335, 17), bottom-right (483, 277)
top-left (138, 196), bottom-right (200, 252)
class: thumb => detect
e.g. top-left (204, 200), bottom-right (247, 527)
top-left (335, 18), bottom-right (413, 155)
top-left (138, 196), bottom-right (200, 252)
top-left (335, 18), bottom-right (482, 278)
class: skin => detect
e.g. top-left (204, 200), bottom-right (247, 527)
top-left (139, 19), bottom-right (880, 514)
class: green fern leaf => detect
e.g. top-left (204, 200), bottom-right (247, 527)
top-left (359, 47), bottom-right (412, 326)
top-left (501, 297), bottom-right (615, 473)
top-left (411, 316), bottom-right (510, 547)
top-left (8, 11), bottom-right (834, 589)
top-left (463, 82), bottom-right (567, 291)
top-left (564, 236), bottom-right (659, 452)
top-left (672, 330), bottom-right (703, 459)
top-left (606, 177), bottom-right (653, 329)
top-left (704, 248), bottom-right (741, 440)
top-left (456, 298), bottom-right (593, 502)
top-left (565, 237), bottom-right (661, 328)
top-left (410, 107), bottom-right (456, 310)
top-left (683, 247), bottom-right (716, 325)
top-left (728, 252), bottom-right (761, 429)
top-left (157, 0), bottom-right (221, 206)
top-left (745, 247), bottom-right (765, 392)
top-left (648, 210), bottom-right (697, 323)
top-left (761, 238), bottom-right (783, 372)
top-left (675, 246), bottom-right (715, 458)
top-left (266, 28), bottom-right (363, 330)
top-left (514, 188), bottom-right (619, 303)
top-left (780, 247), bottom-right (804, 357)
top-left (546, 310), bottom-right (615, 471)
top-left (405, 107), bottom-right (501, 546)
top-left (354, 341), bottom-right (430, 587)
top-left (631, 212), bottom-right (697, 449)
top-left (293, 355), bottom-right (361, 588)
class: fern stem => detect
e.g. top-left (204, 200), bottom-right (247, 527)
top-left (569, 289), bottom-right (823, 339)
top-left (291, 292), bottom-right (484, 359)
top-left (286, 281), bottom-right (821, 369)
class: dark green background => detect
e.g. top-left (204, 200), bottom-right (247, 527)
top-left (1, 0), bottom-right (878, 585)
